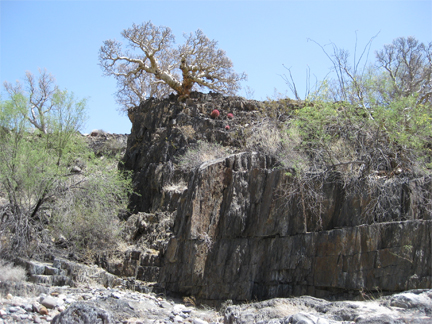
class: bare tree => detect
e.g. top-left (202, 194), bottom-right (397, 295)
top-left (376, 36), bottom-right (432, 105)
top-left (4, 69), bottom-right (58, 134)
top-left (114, 69), bottom-right (171, 111)
top-left (304, 35), bottom-right (432, 108)
top-left (305, 32), bottom-right (380, 119)
top-left (99, 21), bottom-right (246, 111)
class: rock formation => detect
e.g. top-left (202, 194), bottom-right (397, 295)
top-left (119, 92), bottom-right (432, 302)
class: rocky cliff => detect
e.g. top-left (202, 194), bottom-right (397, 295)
top-left (120, 92), bottom-right (432, 302)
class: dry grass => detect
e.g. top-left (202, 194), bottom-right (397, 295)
top-left (245, 119), bottom-right (307, 170)
top-left (246, 120), bottom-right (286, 157)
top-left (178, 125), bottom-right (196, 140)
top-left (0, 259), bottom-right (27, 282)
top-left (163, 180), bottom-right (188, 194)
top-left (178, 140), bottom-right (228, 170)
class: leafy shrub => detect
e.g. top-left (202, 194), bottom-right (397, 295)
top-left (0, 73), bottom-right (133, 260)
top-left (50, 156), bottom-right (132, 253)
top-left (280, 96), bottom-right (432, 225)
top-left (291, 98), bottom-right (432, 177)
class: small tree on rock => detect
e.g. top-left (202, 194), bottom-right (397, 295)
top-left (99, 21), bottom-right (247, 112)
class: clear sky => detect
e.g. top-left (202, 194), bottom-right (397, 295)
top-left (1, 0), bottom-right (431, 134)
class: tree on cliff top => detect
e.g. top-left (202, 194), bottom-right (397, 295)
top-left (99, 21), bottom-right (247, 112)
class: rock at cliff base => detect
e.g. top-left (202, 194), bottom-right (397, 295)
top-left (51, 302), bottom-right (113, 324)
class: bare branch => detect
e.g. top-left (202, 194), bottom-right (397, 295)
top-left (281, 65), bottom-right (300, 100)
top-left (308, 37), bottom-right (376, 119)
top-left (376, 36), bottom-right (432, 104)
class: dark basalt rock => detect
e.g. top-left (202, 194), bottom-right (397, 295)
top-left (120, 92), bottom-right (432, 302)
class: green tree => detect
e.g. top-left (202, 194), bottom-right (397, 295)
top-left (3, 69), bottom-right (87, 134)
top-left (0, 72), bottom-right (132, 257)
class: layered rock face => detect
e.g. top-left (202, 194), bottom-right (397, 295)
top-left (159, 152), bottom-right (432, 301)
top-left (122, 92), bottom-right (432, 302)
top-left (123, 92), bottom-right (262, 214)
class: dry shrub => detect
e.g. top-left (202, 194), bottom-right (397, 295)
top-left (246, 119), bottom-right (285, 156)
top-left (245, 119), bottom-right (306, 170)
top-left (178, 125), bottom-right (196, 140)
top-left (162, 180), bottom-right (188, 194)
top-left (0, 259), bottom-right (26, 282)
top-left (279, 171), bottom-right (327, 232)
top-left (178, 140), bottom-right (228, 170)
top-left (361, 176), bottom-right (406, 223)
top-left (357, 174), bottom-right (432, 223)
top-left (245, 119), bottom-right (329, 231)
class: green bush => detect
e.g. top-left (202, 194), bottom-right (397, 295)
top-left (50, 156), bottom-right (132, 253)
top-left (275, 36), bottom-right (432, 225)
top-left (0, 72), bottom-right (133, 258)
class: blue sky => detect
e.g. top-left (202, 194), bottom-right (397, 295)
top-left (1, 1), bottom-right (431, 134)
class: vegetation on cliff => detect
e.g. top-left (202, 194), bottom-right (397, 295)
top-left (0, 70), bottom-right (132, 259)
top-left (256, 36), bottom-right (432, 227)
top-left (0, 33), bottom-right (430, 302)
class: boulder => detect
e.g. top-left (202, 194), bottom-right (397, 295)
top-left (51, 302), bottom-right (113, 324)
top-left (389, 290), bottom-right (432, 310)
